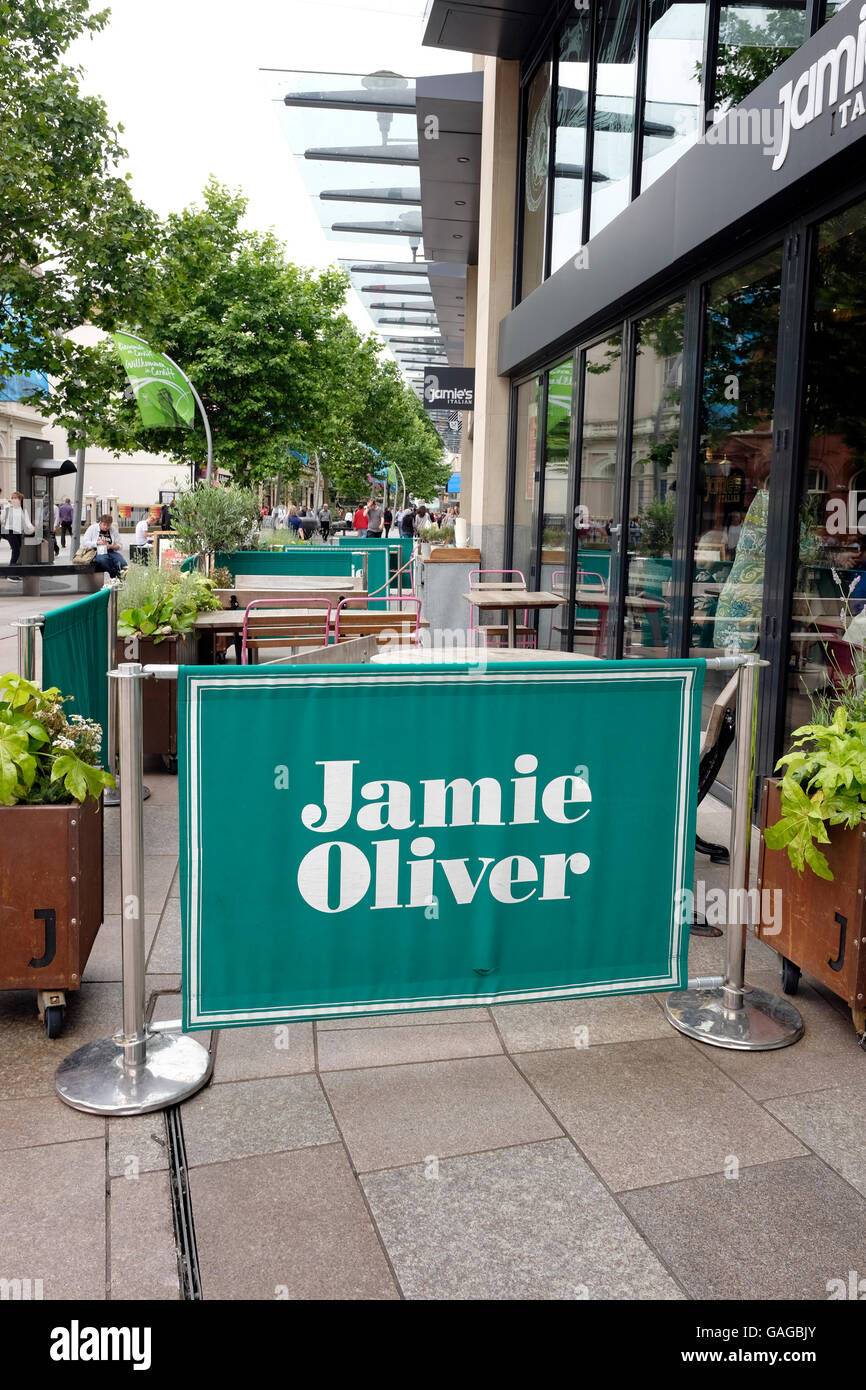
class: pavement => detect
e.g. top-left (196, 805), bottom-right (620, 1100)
top-left (2, 579), bottom-right (866, 1300)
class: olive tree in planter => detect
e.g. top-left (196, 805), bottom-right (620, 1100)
top-left (168, 483), bottom-right (260, 573)
top-left (0, 674), bottom-right (114, 1037)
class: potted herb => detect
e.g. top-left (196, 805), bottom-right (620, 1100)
top-left (759, 603), bottom-right (866, 1040)
top-left (0, 674), bottom-right (113, 1037)
top-left (116, 564), bottom-right (221, 768)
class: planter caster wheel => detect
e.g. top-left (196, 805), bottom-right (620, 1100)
top-left (163, 755), bottom-right (178, 775)
top-left (781, 957), bottom-right (801, 996)
top-left (44, 1005), bottom-right (64, 1039)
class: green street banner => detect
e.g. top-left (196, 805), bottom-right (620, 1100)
top-left (112, 331), bottom-right (195, 429)
top-left (179, 660), bottom-right (704, 1030)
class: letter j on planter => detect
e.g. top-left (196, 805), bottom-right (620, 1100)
top-left (178, 661), bottom-right (704, 1028)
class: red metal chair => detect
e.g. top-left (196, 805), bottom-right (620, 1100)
top-left (241, 598), bottom-right (332, 665)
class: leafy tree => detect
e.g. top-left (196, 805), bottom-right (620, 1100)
top-left (0, 0), bottom-right (158, 425)
top-left (74, 180), bottom-right (351, 476)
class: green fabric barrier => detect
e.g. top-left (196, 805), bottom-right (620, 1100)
top-left (215, 548), bottom-right (390, 610)
top-left (41, 589), bottom-right (111, 764)
top-left (179, 658), bottom-right (704, 1030)
top-left (337, 535), bottom-right (414, 591)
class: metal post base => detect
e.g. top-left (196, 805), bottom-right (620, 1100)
top-left (104, 784), bottom-right (151, 805)
top-left (55, 1030), bottom-right (212, 1115)
top-left (664, 984), bottom-right (804, 1051)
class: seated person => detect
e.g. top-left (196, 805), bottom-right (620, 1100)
top-left (134, 515), bottom-right (153, 550)
top-left (83, 513), bottom-right (127, 578)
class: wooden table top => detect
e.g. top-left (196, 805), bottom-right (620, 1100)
top-left (463, 589), bottom-right (566, 610)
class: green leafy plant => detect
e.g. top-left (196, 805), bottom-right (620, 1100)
top-left (424, 526), bottom-right (453, 546)
top-left (209, 566), bottom-right (234, 590)
top-left (116, 561), bottom-right (219, 643)
top-left (764, 707), bottom-right (866, 880)
top-left (0, 674), bottom-right (114, 807)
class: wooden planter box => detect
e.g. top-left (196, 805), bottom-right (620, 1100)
top-left (115, 632), bottom-right (198, 766)
top-left (758, 778), bottom-right (866, 1036)
top-left (0, 798), bottom-right (103, 1031)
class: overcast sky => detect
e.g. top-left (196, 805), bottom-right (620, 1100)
top-left (68, 0), bottom-right (469, 343)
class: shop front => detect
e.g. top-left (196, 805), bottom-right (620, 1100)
top-left (497, 0), bottom-right (866, 789)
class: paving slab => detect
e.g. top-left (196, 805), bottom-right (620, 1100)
top-left (493, 994), bottom-right (670, 1052)
top-left (323, 1055), bottom-right (562, 1173)
top-left (0, 982), bottom-right (122, 1099)
top-left (108, 1113), bottom-right (169, 1178)
top-left (699, 972), bottom-right (866, 1100)
top-left (105, 804), bottom-right (179, 855)
top-left (317, 1020), bottom-right (501, 1072)
top-left (363, 1138), bottom-right (683, 1300)
top-left (318, 1006), bottom-right (490, 1030)
top-left (0, 1093), bottom-right (104, 1152)
top-left (519, 1037), bottom-right (807, 1191)
top-left (109, 1170), bottom-right (180, 1300)
top-left (212, 1024), bottom-right (314, 1082)
top-left (620, 1155), bottom-right (866, 1300)
top-left (146, 899), bottom-right (182, 975)
top-left (766, 1083), bottom-right (866, 1198)
top-left (181, 1075), bottom-right (338, 1168)
top-left (104, 853), bottom-right (177, 917)
top-left (83, 914), bottom-right (161, 982)
top-left (190, 1144), bottom-right (399, 1299)
top-left (0, 1138), bottom-right (105, 1299)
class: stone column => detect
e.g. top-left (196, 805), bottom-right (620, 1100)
top-left (468, 56), bottom-right (519, 569)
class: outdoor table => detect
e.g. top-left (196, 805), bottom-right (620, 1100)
top-left (462, 588), bottom-right (565, 648)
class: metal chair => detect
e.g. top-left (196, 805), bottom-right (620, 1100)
top-left (467, 568), bottom-right (536, 649)
top-left (334, 596), bottom-right (422, 647)
top-left (241, 598), bottom-right (332, 665)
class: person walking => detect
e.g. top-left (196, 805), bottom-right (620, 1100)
top-left (2, 492), bottom-right (35, 569)
top-left (383, 504), bottom-right (393, 536)
top-left (414, 505), bottom-right (432, 534)
top-left (319, 504), bottom-right (331, 541)
top-left (82, 513), bottom-right (127, 578)
top-left (353, 502), bottom-right (368, 537)
top-left (58, 497), bottom-right (74, 549)
top-left (399, 504), bottom-right (416, 538)
top-left (365, 499), bottom-right (383, 539)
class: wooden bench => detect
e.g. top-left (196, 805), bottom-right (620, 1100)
top-left (241, 599), bottom-right (333, 664)
top-left (0, 564), bottom-right (103, 597)
top-left (334, 597), bottom-right (422, 647)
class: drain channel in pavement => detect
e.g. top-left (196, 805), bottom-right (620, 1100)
top-left (165, 1105), bottom-right (203, 1300)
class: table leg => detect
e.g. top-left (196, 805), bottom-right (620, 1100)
top-left (508, 609), bottom-right (517, 648)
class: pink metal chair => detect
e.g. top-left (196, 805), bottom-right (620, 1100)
top-left (241, 598), bottom-right (332, 665)
top-left (334, 596), bottom-right (422, 647)
top-left (467, 568), bottom-right (537, 649)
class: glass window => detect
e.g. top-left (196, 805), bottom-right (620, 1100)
top-left (623, 302), bottom-right (686, 658)
top-left (713, 4), bottom-right (808, 116)
top-left (521, 63), bottom-right (552, 299)
top-left (550, 10), bottom-right (591, 275)
top-left (589, 0), bottom-right (639, 240)
top-left (538, 360), bottom-right (574, 648)
top-left (511, 376), bottom-right (541, 586)
top-left (690, 248), bottom-right (783, 781)
top-left (784, 198), bottom-right (866, 745)
top-left (571, 335), bottom-right (622, 656)
top-left (640, 2), bottom-right (705, 193)
top-left (822, 0), bottom-right (852, 21)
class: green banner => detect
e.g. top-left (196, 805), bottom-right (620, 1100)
top-left (112, 331), bottom-right (195, 430)
top-left (180, 659), bottom-right (703, 1030)
top-left (41, 589), bottom-right (110, 764)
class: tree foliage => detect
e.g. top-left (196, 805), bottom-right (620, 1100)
top-left (0, 0), bottom-right (158, 420)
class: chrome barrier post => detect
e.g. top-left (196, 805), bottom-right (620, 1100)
top-left (665, 655), bottom-right (804, 1050)
top-left (13, 614), bottom-right (43, 680)
top-left (55, 663), bottom-right (211, 1115)
top-left (104, 580), bottom-right (150, 807)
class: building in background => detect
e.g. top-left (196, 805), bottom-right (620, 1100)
top-left (414, 0), bottom-right (865, 790)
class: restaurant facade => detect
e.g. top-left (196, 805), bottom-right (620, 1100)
top-left (421, 0), bottom-right (866, 788)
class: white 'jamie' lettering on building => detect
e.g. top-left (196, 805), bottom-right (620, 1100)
top-left (773, 4), bottom-right (866, 169)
